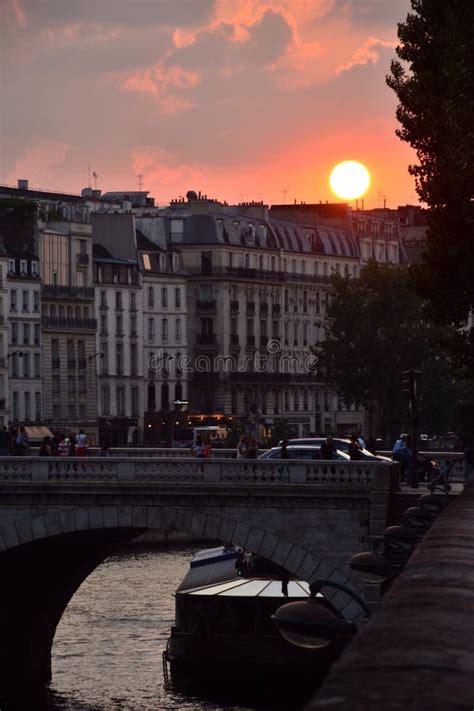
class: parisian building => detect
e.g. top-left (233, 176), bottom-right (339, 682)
top-left (91, 213), bottom-right (143, 446)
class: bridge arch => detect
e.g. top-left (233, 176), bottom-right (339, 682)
top-left (0, 503), bottom-right (361, 699)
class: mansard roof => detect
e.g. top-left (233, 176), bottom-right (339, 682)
top-left (173, 211), bottom-right (359, 258)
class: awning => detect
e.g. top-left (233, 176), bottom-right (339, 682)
top-left (24, 426), bottom-right (54, 441)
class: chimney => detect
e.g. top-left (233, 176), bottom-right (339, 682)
top-left (18, 179), bottom-right (29, 190)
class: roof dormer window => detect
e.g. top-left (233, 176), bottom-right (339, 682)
top-left (143, 253), bottom-right (151, 270)
top-left (20, 260), bottom-right (27, 275)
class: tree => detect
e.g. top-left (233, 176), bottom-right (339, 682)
top-left (314, 262), bottom-right (457, 439)
top-left (386, 0), bottom-right (474, 366)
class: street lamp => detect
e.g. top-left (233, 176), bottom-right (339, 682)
top-left (272, 578), bottom-right (370, 650)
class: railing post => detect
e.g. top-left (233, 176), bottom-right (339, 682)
top-left (203, 460), bottom-right (221, 482)
top-left (117, 459), bottom-right (134, 482)
top-left (32, 458), bottom-right (49, 481)
top-left (288, 462), bottom-right (306, 484)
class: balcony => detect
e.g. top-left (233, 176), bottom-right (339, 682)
top-left (196, 299), bottom-right (216, 312)
top-left (196, 333), bottom-right (217, 345)
top-left (186, 265), bottom-right (332, 285)
top-left (42, 285), bottom-right (94, 300)
top-left (77, 253), bottom-right (89, 266)
top-left (42, 316), bottom-right (97, 330)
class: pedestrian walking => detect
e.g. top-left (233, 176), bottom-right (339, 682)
top-left (15, 426), bottom-right (29, 456)
top-left (463, 442), bottom-right (474, 485)
top-left (320, 435), bottom-right (336, 460)
top-left (245, 436), bottom-right (258, 459)
top-left (0, 426), bottom-right (10, 456)
top-left (349, 434), bottom-right (362, 460)
top-left (75, 430), bottom-right (87, 457)
top-left (58, 435), bottom-right (69, 457)
top-left (39, 436), bottom-right (52, 456)
top-left (237, 435), bottom-right (248, 459)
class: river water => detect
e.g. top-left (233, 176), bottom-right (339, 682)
top-left (33, 544), bottom-right (312, 711)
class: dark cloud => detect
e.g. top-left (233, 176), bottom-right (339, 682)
top-left (18, 0), bottom-right (214, 29)
top-left (326, 0), bottom-right (410, 27)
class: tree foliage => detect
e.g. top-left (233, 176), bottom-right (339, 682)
top-left (315, 262), bottom-right (457, 438)
top-left (386, 0), bottom-right (474, 365)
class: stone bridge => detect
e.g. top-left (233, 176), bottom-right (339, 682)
top-left (0, 456), bottom-right (398, 694)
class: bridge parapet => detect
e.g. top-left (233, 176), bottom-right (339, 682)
top-left (0, 456), bottom-right (397, 489)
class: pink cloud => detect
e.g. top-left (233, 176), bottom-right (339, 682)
top-left (120, 64), bottom-right (199, 112)
top-left (6, 141), bottom-right (71, 189)
top-left (335, 36), bottom-right (397, 74)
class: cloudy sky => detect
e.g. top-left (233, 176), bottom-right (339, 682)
top-left (0, 0), bottom-right (417, 208)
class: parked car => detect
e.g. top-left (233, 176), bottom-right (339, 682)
top-left (280, 438), bottom-right (391, 462)
top-left (259, 445), bottom-right (350, 461)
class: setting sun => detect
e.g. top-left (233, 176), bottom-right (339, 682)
top-left (329, 160), bottom-right (371, 200)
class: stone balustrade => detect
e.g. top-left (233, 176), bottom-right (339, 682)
top-left (0, 456), bottom-right (397, 488)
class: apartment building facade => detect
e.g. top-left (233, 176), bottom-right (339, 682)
top-left (135, 230), bottom-right (188, 445)
top-left (94, 244), bottom-right (143, 445)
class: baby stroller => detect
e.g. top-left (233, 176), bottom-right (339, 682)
top-left (427, 460), bottom-right (454, 492)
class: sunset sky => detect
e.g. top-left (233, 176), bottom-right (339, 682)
top-left (0, 0), bottom-right (418, 209)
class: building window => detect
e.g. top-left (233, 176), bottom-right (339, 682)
top-left (34, 324), bottom-right (40, 345)
top-left (11, 352), bottom-right (18, 377)
top-left (67, 340), bottom-right (75, 369)
top-left (34, 353), bottom-right (40, 378)
top-left (101, 386), bottom-right (110, 415)
top-left (175, 287), bottom-right (181, 309)
top-left (20, 260), bottom-right (27, 275)
top-left (247, 318), bottom-right (254, 337)
top-left (116, 314), bottom-right (123, 336)
top-left (148, 286), bottom-right (154, 308)
top-left (33, 291), bottom-right (40, 312)
top-left (100, 290), bottom-right (107, 308)
top-left (116, 343), bottom-right (123, 375)
top-left (23, 323), bottom-right (30, 345)
top-left (175, 318), bottom-right (181, 342)
top-left (130, 315), bottom-right (137, 335)
top-left (78, 403), bottom-right (86, 421)
top-left (161, 287), bottom-right (168, 308)
top-left (303, 291), bottom-right (308, 312)
top-left (284, 321), bottom-right (289, 346)
top-left (131, 386), bottom-right (139, 416)
top-left (68, 375), bottom-right (75, 395)
top-left (130, 291), bottom-right (136, 310)
top-left (272, 320), bottom-right (279, 339)
top-left (35, 392), bottom-right (41, 420)
top-left (316, 292), bottom-right (320, 314)
top-left (115, 291), bottom-right (122, 310)
top-left (22, 291), bottom-right (28, 312)
top-left (284, 290), bottom-right (289, 311)
top-left (116, 386), bottom-right (125, 415)
top-left (78, 375), bottom-right (86, 394)
top-left (8, 260), bottom-right (15, 274)
top-left (100, 314), bottom-right (107, 334)
top-left (148, 318), bottom-right (155, 342)
top-left (143, 253), bottom-right (151, 270)
top-left (10, 290), bottom-right (17, 311)
top-left (78, 340), bottom-right (86, 368)
top-left (12, 391), bottom-right (18, 420)
top-left (23, 352), bottom-right (30, 377)
top-left (162, 318), bottom-right (168, 342)
top-left (11, 322), bottom-right (18, 345)
top-left (130, 343), bottom-right (137, 375)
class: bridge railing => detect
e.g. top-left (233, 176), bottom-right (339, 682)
top-left (0, 456), bottom-right (398, 489)
top-left (26, 447), bottom-right (254, 459)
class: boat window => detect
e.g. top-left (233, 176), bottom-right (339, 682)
top-left (219, 580), bottom-right (271, 597)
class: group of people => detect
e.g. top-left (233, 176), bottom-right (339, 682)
top-left (0, 425), bottom-right (30, 456)
top-left (38, 430), bottom-right (89, 457)
top-left (192, 435), bottom-right (213, 458)
top-left (237, 435), bottom-right (258, 459)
